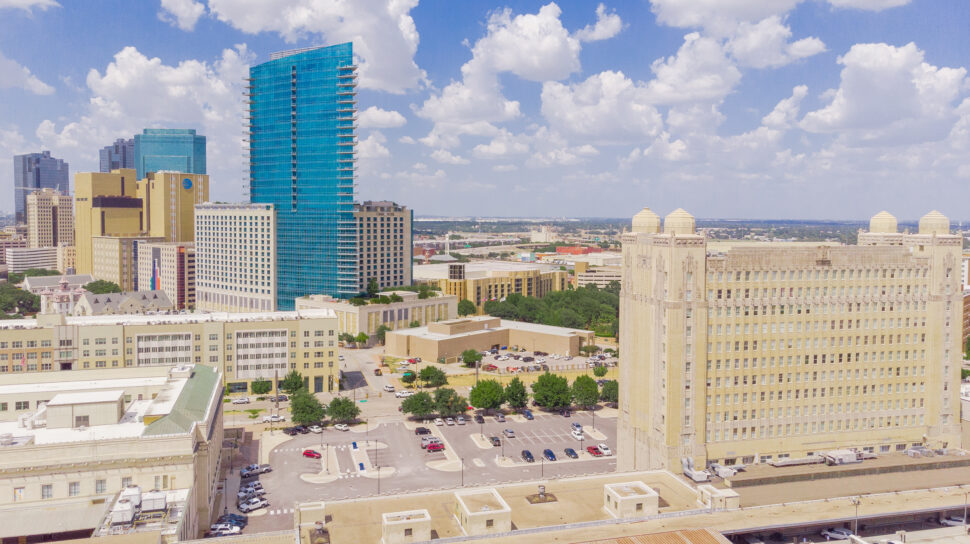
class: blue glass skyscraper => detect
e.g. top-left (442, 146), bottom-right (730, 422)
top-left (248, 43), bottom-right (358, 309)
top-left (133, 128), bottom-right (206, 178)
top-left (99, 137), bottom-right (134, 172)
top-left (13, 151), bottom-right (69, 223)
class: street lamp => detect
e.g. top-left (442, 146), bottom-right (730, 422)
top-left (851, 497), bottom-right (861, 535)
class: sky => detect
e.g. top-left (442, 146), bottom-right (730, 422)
top-left (1, 0), bottom-right (969, 221)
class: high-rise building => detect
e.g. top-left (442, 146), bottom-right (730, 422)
top-left (136, 241), bottom-right (196, 310)
top-left (355, 200), bottom-right (412, 292)
top-left (13, 151), bottom-right (69, 224)
top-left (195, 203), bottom-right (277, 313)
top-left (141, 170), bottom-right (208, 242)
top-left (91, 235), bottom-right (163, 291)
top-left (5, 247), bottom-right (58, 273)
top-left (617, 207), bottom-right (963, 474)
top-left (248, 43), bottom-right (359, 309)
top-left (26, 188), bottom-right (73, 248)
top-left (133, 128), bottom-right (206, 179)
top-left (98, 137), bottom-right (134, 172)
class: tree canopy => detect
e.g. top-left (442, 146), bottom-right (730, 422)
top-left (593, 365), bottom-right (608, 377)
top-left (469, 379), bottom-right (504, 413)
top-left (457, 299), bottom-right (477, 316)
top-left (290, 389), bottom-right (326, 425)
top-left (503, 377), bottom-right (528, 410)
top-left (531, 372), bottom-right (571, 409)
top-left (251, 379), bottom-right (272, 395)
top-left (418, 365), bottom-right (448, 387)
top-left (0, 284), bottom-right (39, 316)
top-left (355, 332), bottom-right (369, 345)
top-left (482, 287), bottom-right (618, 337)
top-left (375, 325), bottom-right (391, 344)
top-left (279, 370), bottom-right (305, 395)
top-left (7, 268), bottom-right (60, 285)
top-left (461, 349), bottom-right (482, 368)
top-left (571, 375), bottom-right (599, 409)
top-left (401, 391), bottom-right (435, 418)
top-left (327, 396), bottom-right (360, 422)
top-left (599, 380), bottom-right (618, 404)
top-left (433, 388), bottom-right (467, 416)
top-left (85, 279), bottom-right (122, 294)
top-left (366, 278), bottom-right (379, 297)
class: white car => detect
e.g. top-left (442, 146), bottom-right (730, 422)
top-left (231, 397), bottom-right (250, 404)
top-left (211, 523), bottom-right (238, 532)
top-left (237, 488), bottom-right (265, 500)
top-left (445, 417), bottom-right (456, 426)
top-left (262, 414), bottom-right (285, 423)
top-left (598, 443), bottom-right (613, 456)
top-left (571, 429), bottom-right (584, 440)
top-left (338, 355), bottom-right (345, 360)
top-left (820, 528), bottom-right (853, 540)
top-left (940, 516), bottom-right (966, 526)
top-left (395, 390), bottom-right (414, 398)
top-left (434, 418), bottom-right (444, 426)
top-left (210, 525), bottom-right (241, 536)
top-left (536, 358), bottom-right (546, 364)
top-left (238, 497), bottom-right (269, 512)
top-left (333, 423), bottom-right (349, 431)
top-left (384, 384), bottom-right (395, 392)
top-left (456, 416), bottom-right (466, 425)
top-left (308, 425), bottom-right (323, 433)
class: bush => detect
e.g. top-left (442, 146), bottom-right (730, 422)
top-left (593, 366), bottom-right (608, 378)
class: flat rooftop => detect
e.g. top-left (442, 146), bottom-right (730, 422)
top-left (0, 308), bottom-right (336, 330)
top-left (47, 390), bottom-right (124, 406)
top-left (413, 261), bottom-right (561, 280)
top-left (607, 482), bottom-right (656, 498)
top-left (0, 375), bottom-right (169, 396)
top-left (457, 489), bottom-right (508, 514)
top-left (390, 316), bottom-right (592, 340)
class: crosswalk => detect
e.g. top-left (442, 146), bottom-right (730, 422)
top-left (273, 444), bottom-right (355, 454)
top-left (338, 473), bottom-right (363, 479)
top-left (267, 508), bottom-right (295, 516)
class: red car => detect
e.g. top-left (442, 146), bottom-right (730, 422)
top-left (586, 446), bottom-right (603, 457)
top-left (302, 449), bottom-right (322, 459)
top-left (426, 442), bottom-right (445, 452)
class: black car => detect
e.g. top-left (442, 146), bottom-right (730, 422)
top-left (414, 426), bottom-right (431, 435)
top-left (474, 414), bottom-right (485, 424)
top-left (489, 436), bottom-right (501, 447)
top-left (282, 427), bottom-right (299, 436)
top-left (521, 449), bottom-right (535, 462)
top-left (218, 513), bottom-right (248, 527)
top-left (564, 448), bottom-right (578, 459)
top-left (522, 356), bottom-right (535, 362)
top-left (543, 449), bottom-right (556, 461)
top-left (294, 425), bottom-right (310, 434)
top-left (560, 409), bottom-right (571, 417)
top-left (523, 409), bottom-right (534, 420)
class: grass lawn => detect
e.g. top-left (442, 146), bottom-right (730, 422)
top-left (243, 408), bottom-right (264, 419)
top-left (443, 367), bottom-right (618, 388)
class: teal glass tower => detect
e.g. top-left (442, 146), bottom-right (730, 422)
top-left (134, 128), bottom-right (206, 178)
top-left (248, 43), bottom-right (358, 309)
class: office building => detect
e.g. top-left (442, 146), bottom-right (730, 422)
top-left (0, 309), bottom-right (338, 392)
top-left (56, 244), bottom-right (76, 273)
top-left (26, 188), bottom-right (74, 248)
top-left (195, 203), bottom-right (276, 313)
top-left (355, 200), bottom-right (412, 292)
top-left (424, 262), bottom-right (568, 314)
top-left (142, 170), bottom-right (208, 242)
top-left (248, 43), bottom-right (359, 309)
top-left (136, 241), bottom-right (195, 310)
top-left (133, 128), bottom-right (206, 179)
top-left (575, 264), bottom-right (622, 289)
top-left (617, 207), bottom-right (963, 473)
top-left (5, 247), bottom-right (58, 273)
top-left (98, 137), bottom-right (134, 172)
top-left (0, 238), bottom-right (26, 265)
top-left (297, 290), bottom-right (456, 339)
top-left (13, 151), bottom-right (69, 224)
top-left (0, 364), bottom-right (222, 543)
top-left (91, 236), bottom-right (163, 291)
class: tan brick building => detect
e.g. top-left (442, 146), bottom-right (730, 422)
top-left (618, 207), bottom-right (963, 473)
top-left (434, 263), bottom-right (568, 314)
top-left (26, 188), bottom-right (73, 249)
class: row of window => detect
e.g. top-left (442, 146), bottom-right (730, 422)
top-left (708, 267), bottom-right (930, 283)
top-left (707, 414), bottom-right (926, 442)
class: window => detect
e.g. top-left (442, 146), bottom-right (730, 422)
top-left (96, 479), bottom-right (106, 494)
top-left (485, 519), bottom-right (494, 528)
top-left (42, 484), bottom-right (52, 499)
top-left (75, 415), bottom-right (90, 428)
top-left (69, 482), bottom-right (80, 497)
top-left (122, 477), bottom-right (132, 488)
top-left (14, 401), bottom-right (28, 410)
top-left (13, 487), bottom-right (24, 502)
top-left (404, 529), bottom-right (413, 536)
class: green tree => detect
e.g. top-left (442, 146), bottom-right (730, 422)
top-left (0, 284), bottom-right (40, 315)
top-left (375, 325), bottom-right (391, 345)
top-left (433, 388), bottom-right (467, 417)
top-left (571, 375), bottom-right (599, 409)
top-left (280, 370), bottom-right (305, 395)
top-left (401, 372), bottom-right (417, 386)
top-left (389, 293), bottom-right (404, 303)
top-left (251, 379), bottom-right (272, 395)
top-left (599, 380), bottom-right (618, 404)
top-left (409, 320), bottom-right (421, 328)
top-left (417, 284), bottom-right (433, 299)
top-left (327, 396), bottom-right (361, 423)
top-left (348, 297), bottom-right (368, 307)
top-left (469, 379), bottom-right (504, 414)
top-left (401, 391), bottom-right (435, 418)
top-left (461, 349), bottom-right (482, 368)
top-left (355, 332), bottom-right (369, 345)
top-left (504, 377), bottom-right (528, 410)
top-left (580, 345), bottom-right (600, 357)
top-left (418, 365), bottom-right (448, 387)
top-left (531, 372), bottom-right (571, 409)
top-left (457, 299), bottom-right (477, 316)
top-left (366, 277), bottom-right (379, 297)
top-left (8, 268), bottom-right (60, 285)
top-left (593, 365), bottom-right (608, 378)
top-left (604, 280), bottom-right (621, 296)
top-left (338, 332), bottom-right (355, 343)
top-left (84, 279), bottom-right (122, 294)
top-left (290, 389), bottom-right (326, 425)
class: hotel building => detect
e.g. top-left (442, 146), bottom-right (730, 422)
top-left (618, 208), bottom-right (963, 472)
top-left (355, 200), bottom-right (412, 292)
top-left (136, 241), bottom-right (196, 310)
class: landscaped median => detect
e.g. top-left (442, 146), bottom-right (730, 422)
top-left (299, 445), bottom-right (342, 484)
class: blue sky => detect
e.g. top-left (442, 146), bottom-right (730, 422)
top-left (1, 0), bottom-right (969, 221)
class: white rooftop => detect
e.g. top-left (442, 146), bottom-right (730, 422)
top-left (392, 316), bottom-right (592, 341)
top-left (413, 261), bottom-right (561, 281)
top-left (0, 375), bottom-right (169, 396)
top-left (0, 308), bottom-right (336, 330)
top-left (46, 390), bottom-right (124, 406)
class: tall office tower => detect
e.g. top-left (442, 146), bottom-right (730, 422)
top-left (195, 203), bottom-right (277, 312)
top-left (133, 128), bottom-right (206, 178)
top-left (13, 151), bottom-right (69, 224)
top-left (248, 43), bottom-right (359, 309)
top-left (26, 188), bottom-right (74, 248)
top-left (137, 241), bottom-right (196, 309)
top-left (355, 200), bottom-right (412, 292)
top-left (74, 169), bottom-right (143, 275)
top-left (141, 171), bottom-right (208, 242)
top-left (617, 207), bottom-right (963, 474)
top-left (99, 137), bottom-right (135, 172)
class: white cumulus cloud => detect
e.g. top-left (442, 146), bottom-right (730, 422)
top-left (826, 0), bottom-right (911, 11)
top-left (431, 149), bottom-right (470, 165)
top-left (358, 106), bottom-right (406, 129)
top-left (159, 0), bottom-right (206, 31)
top-left (645, 33), bottom-right (741, 105)
top-left (726, 16), bottom-right (825, 68)
top-left (0, 50), bottom-right (54, 95)
top-left (575, 3), bottom-right (623, 42)
top-left (0, 0), bottom-right (58, 11)
top-left (359, 131), bottom-right (390, 159)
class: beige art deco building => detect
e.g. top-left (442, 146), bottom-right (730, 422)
top-left (618, 207), bottom-right (963, 473)
top-left (433, 263), bottom-right (568, 314)
top-left (355, 200), bottom-right (412, 292)
top-left (296, 290), bottom-right (457, 339)
top-left (26, 187), bottom-right (74, 249)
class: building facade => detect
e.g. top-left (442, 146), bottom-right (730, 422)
top-left (13, 151), bottom-right (69, 224)
top-left (5, 247), bottom-right (58, 273)
top-left (248, 43), bottom-right (359, 308)
top-left (195, 203), bottom-right (277, 313)
top-left (26, 188), bottom-right (74, 248)
top-left (91, 236), bottom-right (163, 291)
top-left (0, 309), bottom-right (338, 393)
top-left (99, 137), bottom-right (135, 172)
top-left (355, 201), bottom-right (412, 292)
top-left (296, 290), bottom-right (456, 339)
top-left (617, 207), bottom-right (963, 473)
top-left (0, 238), bottom-right (27, 265)
top-left (142, 171), bottom-right (208, 242)
top-left (436, 263), bottom-right (568, 313)
top-left (133, 129), bottom-right (206, 179)
top-left (575, 266), bottom-right (622, 289)
top-left (136, 241), bottom-right (195, 310)
top-left (56, 245), bottom-right (76, 273)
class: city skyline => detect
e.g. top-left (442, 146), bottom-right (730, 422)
top-left (0, 1), bottom-right (968, 221)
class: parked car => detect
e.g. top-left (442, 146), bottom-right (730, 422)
top-left (820, 528), bottom-right (853, 540)
top-left (543, 449), bottom-right (557, 461)
top-left (571, 422), bottom-right (582, 432)
top-left (427, 442), bottom-right (445, 452)
top-left (414, 426), bottom-right (431, 435)
top-left (217, 514), bottom-right (247, 527)
top-left (523, 409), bottom-right (534, 420)
top-left (598, 444), bottom-right (613, 456)
top-left (236, 488), bottom-right (265, 500)
top-left (489, 436), bottom-right (501, 447)
top-left (294, 425), bottom-right (310, 434)
top-left (434, 418), bottom-right (444, 426)
top-left (940, 516), bottom-right (966, 527)
top-left (587, 446), bottom-right (603, 457)
top-left (421, 436), bottom-right (442, 448)
top-left (521, 450), bottom-right (535, 462)
top-left (309, 425), bottom-right (323, 433)
top-left (282, 427), bottom-right (299, 436)
top-left (456, 416), bottom-right (466, 425)
top-left (445, 417), bottom-right (456, 426)
top-left (238, 497), bottom-right (269, 513)
top-left (210, 524), bottom-right (241, 535)
top-left (240, 483), bottom-right (263, 494)
top-left (262, 414), bottom-right (285, 423)
top-left (495, 413), bottom-right (506, 422)
top-left (384, 384), bottom-right (395, 392)
top-left (334, 423), bottom-right (350, 431)
top-left (564, 448), bottom-right (578, 459)
top-left (395, 390), bottom-right (413, 398)
top-left (231, 397), bottom-right (250, 404)
top-left (302, 449), bottom-right (322, 459)
top-left (571, 429), bottom-right (584, 440)
top-left (474, 414), bottom-right (485, 424)
top-left (239, 464), bottom-right (271, 478)
top-left (503, 429), bottom-right (516, 438)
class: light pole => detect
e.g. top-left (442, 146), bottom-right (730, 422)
top-left (460, 458), bottom-right (464, 487)
top-left (377, 464), bottom-right (382, 494)
top-left (541, 456), bottom-right (544, 478)
top-left (325, 441), bottom-right (329, 474)
top-left (851, 497), bottom-right (861, 535)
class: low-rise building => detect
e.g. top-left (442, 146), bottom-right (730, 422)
top-left (385, 316), bottom-right (594, 362)
top-left (0, 238), bottom-right (26, 265)
top-left (23, 274), bottom-right (94, 293)
top-left (575, 266), bottom-right (621, 289)
top-left (0, 364), bottom-right (222, 543)
top-left (5, 246), bottom-right (58, 273)
top-left (295, 290), bottom-right (457, 341)
top-left (417, 262), bottom-right (567, 314)
top-left (73, 290), bottom-right (175, 316)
